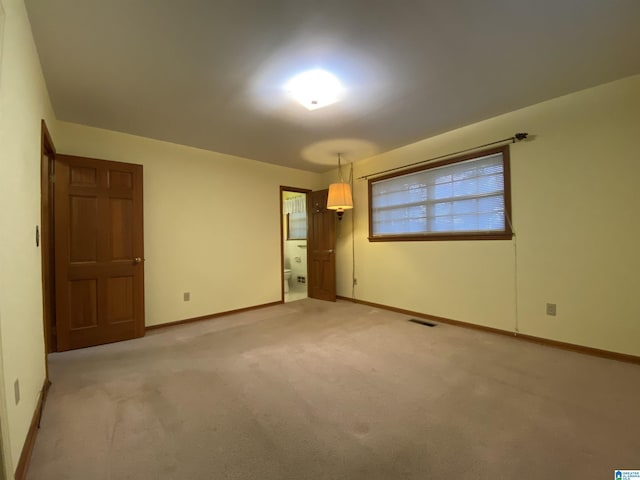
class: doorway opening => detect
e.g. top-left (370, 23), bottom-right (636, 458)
top-left (40, 120), bottom-right (56, 362)
top-left (41, 132), bottom-right (146, 353)
top-left (280, 187), bottom-right (310, 303)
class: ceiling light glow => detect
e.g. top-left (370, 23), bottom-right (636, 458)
top-left (285, 69), bottom-right (343, 110)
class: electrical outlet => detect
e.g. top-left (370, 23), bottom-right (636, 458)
top-left (546, 303), bottom-right (557, 316)
top-left (183, 292), bottom-right (190, 302)
top-left (14, 379), bottom-right (20, 405)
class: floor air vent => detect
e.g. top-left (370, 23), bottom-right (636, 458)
top-left (408, 318), bottom-right (437, 327)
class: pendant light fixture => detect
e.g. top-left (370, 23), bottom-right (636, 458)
top-left (326, 153), bottom-right (353, 220)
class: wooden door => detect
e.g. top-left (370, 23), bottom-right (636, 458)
top-left (307, 189), bottom-right (336, 301)
top-left (54, 155), bottom-right (145, 351)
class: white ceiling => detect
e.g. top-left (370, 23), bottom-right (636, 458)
top-left (25, 0), bottom-right (640, 172)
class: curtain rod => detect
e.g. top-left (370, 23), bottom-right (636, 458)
top-left (357, 133), bottom-right (529, 181)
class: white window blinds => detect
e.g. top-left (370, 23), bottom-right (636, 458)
top-left (284, 196), bottom-right (307, 239)
top-left (370, 151), bottom-right (507, 237)
top-left (288, 212), bottom-right (307, 240)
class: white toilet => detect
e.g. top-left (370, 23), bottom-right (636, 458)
top-left (284, 269), bottom-right (292, 293)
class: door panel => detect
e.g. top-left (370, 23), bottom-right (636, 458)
top-left (69, 195), bottom-right (98, 261)
top-left (307, 189), bottom-right (336, 301)
top-left (70, 166), bottom-right (97, 185)
top-left (55, 155), bottom-right (145, 351)
top-left (109, 169), bottom-right (133, 189)
top-left (106, 276), bottom-right (134, 323)
top-left (109, 198), bottom-right (134, 259)
top-left (68, 279), bottom-right (98, 329)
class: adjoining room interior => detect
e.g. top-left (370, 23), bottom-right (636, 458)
top-left (1, 1), bottom-right (639, 478)
top-left (282, 189), bottom-right (309, 303)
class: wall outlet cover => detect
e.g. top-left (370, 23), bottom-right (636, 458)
top-left (546, 303), bottom-right (557, 316)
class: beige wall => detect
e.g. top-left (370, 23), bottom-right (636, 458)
top-left (335, 75), bottom-right (640, 357)
top-left (54, 122), bottom-right (322, 327)
top-left (0, 0), bottom-right (57, 473)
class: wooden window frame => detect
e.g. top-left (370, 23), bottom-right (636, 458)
top-left (368, 145), bottom-right (513, 242)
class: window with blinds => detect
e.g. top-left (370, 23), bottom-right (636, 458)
top-left (287, 212), bottom-right (307, 240)
top-left (368, 146), bottom-right (512, 241)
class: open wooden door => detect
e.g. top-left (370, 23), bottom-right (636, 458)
top-left (54, 155), bottom-right (145, 351)
top-left (307, 189), bottom-right (336, 301)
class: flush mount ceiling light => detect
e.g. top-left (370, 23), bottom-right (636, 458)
top-left (285, 69), bottom-right (343, 110)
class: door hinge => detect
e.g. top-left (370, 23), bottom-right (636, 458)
top-left (49, 173), bottom-right (55, 183)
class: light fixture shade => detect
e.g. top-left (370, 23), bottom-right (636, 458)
top-left (327, 182), bottom-right (353, 211)
top-left (285, 69), bottom-right (343, 110)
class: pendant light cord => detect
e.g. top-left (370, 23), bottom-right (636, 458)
top-left (350, 161), bottom-right (356, 300)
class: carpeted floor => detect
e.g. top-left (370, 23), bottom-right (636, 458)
top-left (28, 299), bottom-right (640, 479)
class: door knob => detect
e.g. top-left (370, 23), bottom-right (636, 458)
top-left (134, 257), bottom-right (145, 264)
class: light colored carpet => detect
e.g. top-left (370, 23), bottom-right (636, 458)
top-left (28, 299), bottom-right (640, 479)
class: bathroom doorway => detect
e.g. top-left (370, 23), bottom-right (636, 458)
top-left (280, 187), bottom-right (311, 303)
